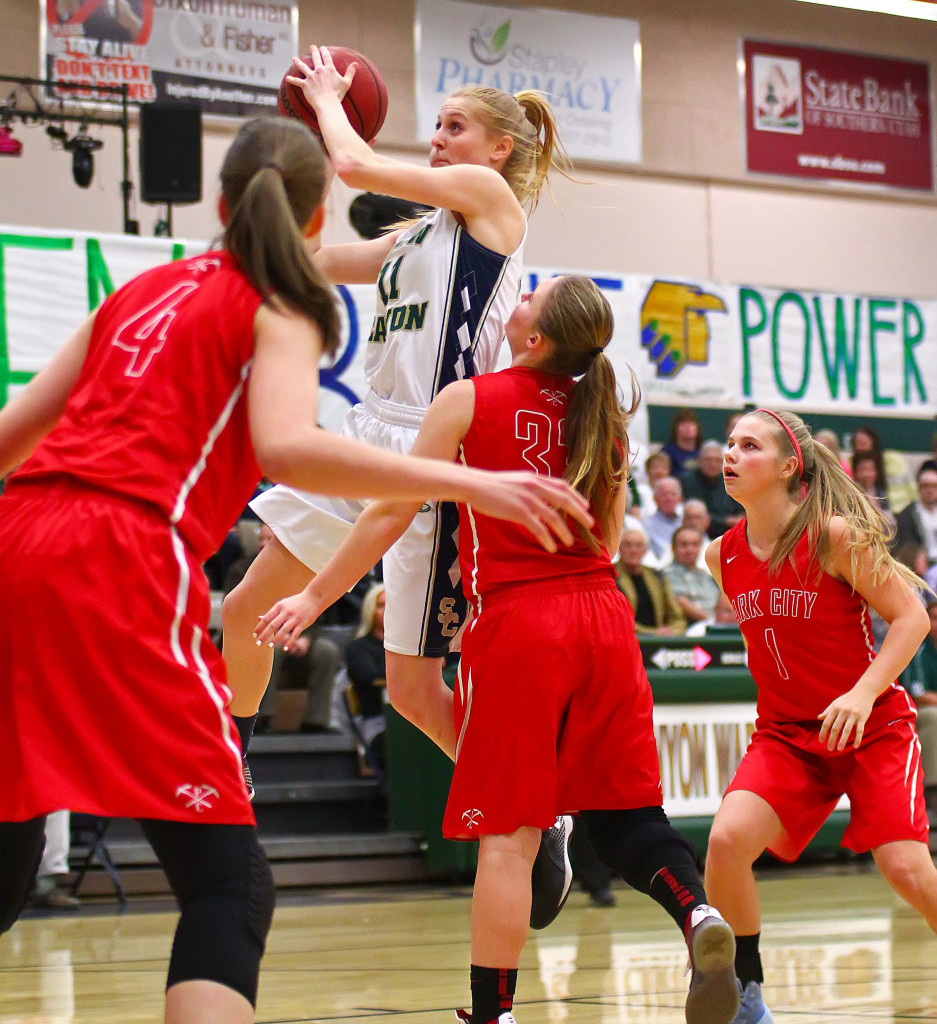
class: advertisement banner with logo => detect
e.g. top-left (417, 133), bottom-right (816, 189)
top-left (0, 229), bottom-right (649, 457)
top-left (637, 275), bottom-right (937, 418)
top-left (654, 702), bottom-right (849, 818)
top-left (2, 227), bottom-right (936, 428)
top-left (743, 39), bottom-right (933, 191)
top-left (41, 0), bottom-right (297, 115)
top-left (414, 0), bottom-right (641, 164)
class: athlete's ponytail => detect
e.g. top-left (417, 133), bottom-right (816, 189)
top-left (451, 86), bottom-right (573, 211)
top-left (535, 275), bottom-right (637, 542)
top-left (220, 116), bottom-right (340, 356)
top-left (753, 408), bottom-right (921, 590)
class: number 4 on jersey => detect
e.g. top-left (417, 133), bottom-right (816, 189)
top-left (111, 281), bottom-right (199, 377)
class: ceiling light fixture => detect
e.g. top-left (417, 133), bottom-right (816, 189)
top-left (0, 122), bottom-right (22, 157)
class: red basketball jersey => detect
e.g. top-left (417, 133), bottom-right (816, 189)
top-left (10, 252), bottom-right (263, 561)
top-left (720, 520), bottom-right (913, 730)
top-left (457, 366), bottom-right (613, 601)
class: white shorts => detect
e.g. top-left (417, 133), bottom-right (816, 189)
top-left (250, 391), bottom-right (468, 658)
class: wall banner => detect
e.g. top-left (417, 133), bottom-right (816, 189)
top-left (2, 227), bottom-right (936, 436)
top-left (41, 0), bottom-right (298, 116)
top-left (414, 0), bottom-right (642, 165)
top-left (743, 39), bottom-right (933, 191)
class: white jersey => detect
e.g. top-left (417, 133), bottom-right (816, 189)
top-left (250, 207), bottom-right (525, 657)
top-left (364, 207), bottom-right (525, 408)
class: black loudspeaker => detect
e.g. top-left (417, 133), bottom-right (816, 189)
top-left (140, 103), bottom-right (202, 204)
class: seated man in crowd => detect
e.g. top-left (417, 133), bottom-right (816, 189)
top-left (681, 439), bottom-right (743, 537)
top-left (900, 599), bottom-right (937, 820)
top-left (615, 529), bottom-right (686, 635)
top-left (657, 500), bottom-right (712, 569)
top-left (634, 450), bottom-right (672, 519)
top-left (894, 464), bottom-right (937, 566)
top-left (662, 527), bottom-right (721, 627)
top-left (644, 476), bottom-right (683, 558)
top-left (686, 592), bottom-right (742, 637)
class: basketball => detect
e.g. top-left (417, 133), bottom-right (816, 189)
top-left (278, 46), bottom-right (388, 145)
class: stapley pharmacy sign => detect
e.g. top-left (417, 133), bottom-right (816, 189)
top-left (415, 0), bottom-right (641, 164)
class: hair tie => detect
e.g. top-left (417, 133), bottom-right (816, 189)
top-left (263, 162), bottom-right (283, 177)
top-left (756, 408), bottom-right (804, 478)
top-left (590, 346), bottom-right (603, 359)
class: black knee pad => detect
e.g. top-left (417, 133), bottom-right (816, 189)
top-left (142, 822), bottom-right (275, 1008)
top-left (0, 819), bottom-right (46, 935)
top-left (582, 807), bottom-right (698, 894)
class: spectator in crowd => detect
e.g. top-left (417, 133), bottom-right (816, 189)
top-left (852, 424), bottom-right (915, 514)
top-left (815, 428), bottom-right (851, 475)
top-left (686, 593), bottom-right (742, 637)
top-left (900, 600), bottom-right (937, 820)
top-left (894, 464), bottom-right (937, 567)
top-left (661, 409), bottom-right (702, 479)
top-left (657, 500), bottom-right (712, 570)
top-left (225, 525), bottom-right (341, 734)
top-left (634, 450), bottom-right (672, 519)
top-left (663, 527), bottom-right (721, 626)
top-left (681, 440), bottom-right (743, 537)
top-left (30, 811), bottom-right (79, 910)
top-left (644, 476), bottom-right (683, 559)
top-left (615, 529), bottom-right (686, 635)
top-left (852, 450), bottom-right (891, 517)
top-left (344, 583), bottom-right (389, 771)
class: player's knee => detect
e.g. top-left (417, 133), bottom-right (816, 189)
top-left (877, 848), bottom-right (928, 902)
top-left (167, 833), bottom-right (275, 1007)
top-left (706, 816), bottom-right (748, 865)
top-left (221, 581), bottom-right (256, 638)
top-left (583, 807), bottom-right (696, 891)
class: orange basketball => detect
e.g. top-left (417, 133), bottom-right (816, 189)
top-left (278, 46), bottom-right (388, 145)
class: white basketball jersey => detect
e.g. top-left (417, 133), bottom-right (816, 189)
top-left (364, 208), bottom-right (525, 409)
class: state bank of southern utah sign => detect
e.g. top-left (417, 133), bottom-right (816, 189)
top-left (743, 40), bottom-right (933, 192)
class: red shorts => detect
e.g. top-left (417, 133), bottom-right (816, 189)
top-left (726, 716), bottom-right (927, 860)
top-left (0, 483), bottom-right (253, 825)
top-left (443, 573), bottom-right (663, 840)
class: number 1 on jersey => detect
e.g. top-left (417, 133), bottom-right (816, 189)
top-left (764, 627), bottom-right (790, 680)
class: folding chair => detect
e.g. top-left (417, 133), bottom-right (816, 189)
top-left (70, 814), bottom-right (127, 905)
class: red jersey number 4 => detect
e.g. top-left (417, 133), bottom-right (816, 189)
top-left (111, 281), bottom-right (200, 377)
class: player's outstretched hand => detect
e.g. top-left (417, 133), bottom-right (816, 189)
top-left (254, 591), bottom-right (325, 652)
top-left (286, 45), bottom-right (356, 109)
top-left (465, 469), bottom-right (593, 553)
top-left (817, 687), bottom-right (874, 751)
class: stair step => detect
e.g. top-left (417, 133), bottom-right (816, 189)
top-left (88, 831), bottom-right (422, 866)
top-left (254, 779), bottom-right (379, 803)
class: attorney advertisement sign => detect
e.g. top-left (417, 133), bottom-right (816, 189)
top-left (41, 0), bottom-right (298, 116)
top-left (743, 39), bottom-right (933, 191)
top-left (415, 0), bottom-right (641, 164)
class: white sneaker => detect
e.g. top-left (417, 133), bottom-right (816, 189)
top-left (685, 905), bottom-right (739, 1024)
top-left (454, 1010), bottom-right (517, 1024)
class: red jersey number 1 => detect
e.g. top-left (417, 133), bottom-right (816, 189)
top-left (111, 281), bottom-right (199, 377)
